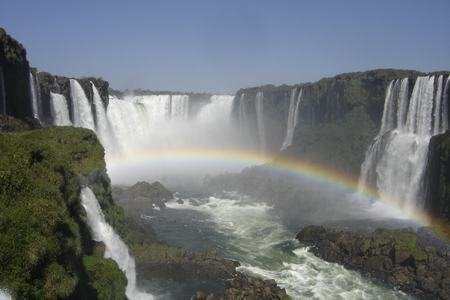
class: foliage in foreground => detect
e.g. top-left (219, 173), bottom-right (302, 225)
top-left (0, 126), bottom-right (126, 299)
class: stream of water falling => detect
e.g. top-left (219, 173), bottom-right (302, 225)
top-left (80, 187), bottom-right (153, 300)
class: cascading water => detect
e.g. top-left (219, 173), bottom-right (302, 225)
top-left (196, 95), bottom-right (234, 124)
top-left (0, 290), bottom-right (10, 300)
top-left (80, 187), bottom-right (153, 300)
top-left (359, 75), bottom-right (449, 211)
top-left (50, 92), bottom-right (72, 126)
top-left (70, 79), bottom-right (95, 130)
top-left (170, 95), bottom-right (189, 119)
top-left (91, 83), bottom-right (117, 152)
top-left (29, 72), bottom-right (39, 120)
top-left (280, 88), bottom-right (303, 150)
top-left (255, 91), bottom-right (266, 153)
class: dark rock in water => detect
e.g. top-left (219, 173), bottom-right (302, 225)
top-left (425, 130), bottom-right (450, 223)
top-left (192, 273), bottom-right (290, 300)
top-left (296, 225), bottom-right (450, 299)
top-left (137, 248), bottom-right (239, 282)
top-left (113, 181), bottom-right (174, 213)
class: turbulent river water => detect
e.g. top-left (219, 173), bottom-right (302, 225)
top-left (146, 193), bottom-right (412, 300)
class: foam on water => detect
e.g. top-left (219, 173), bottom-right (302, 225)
top-left (166, 196), bottom-right (410, 299)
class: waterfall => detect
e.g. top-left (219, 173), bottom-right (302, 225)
top-left (91, 83), bottom-right (117, 152)
top-left (105, 93), bottom-right (238, 156)
top-left (0, 290), bottom-right (10, 300)
top-left (281, 88), bottom-right (303, 150)
top-left (70, 79), bottom-right (95, 130)
top-left (80, 187), bottom-right (153, 300)
top-left (443, 76), bottom-right (450, 131)
top-left (196, 95), bottom-right (234, 124)
top-left (358, 75), bottom-right (448, 211)
top-left (29, 72), bottom-right (40, 120)
top-left (50, 92), bottom-right (72, 126)
top-left (256, 91), bottom-right (266, 153)
top-left (238, 93), bottom-right (247, 129)
top-left (170, 95), bottom-right (189, 119)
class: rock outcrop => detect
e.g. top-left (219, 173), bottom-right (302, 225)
top-left (296, 226), bottom-right (450, 299)
top-left (113, 181), bottom-right (174, 212)
top-left (192, 273), bottom-right (290, 300)
top-left (0, 28), bottom-right (32, 119)
top-left (425, 131), bottom-right (450, 222)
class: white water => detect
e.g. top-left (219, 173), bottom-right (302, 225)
top-left (281, 88), bottom-right (303, 150)
top-left (70, 79), bottom-right (95, 130)
top-left (29, 72), bottom-right (39, 120)
top-left (359, 75), bottom-right (449, 211)
top-left (50, 92), bottom-right (72, 126)
top-left (105, 94), bottom-right (248, 183)
top-left (0, 290), bottom-right (11, 300)
top-left (196, 95), bottom-right (234, 124)
top-left (255, 91), bottom-right (266, 153)
top-left (91, 83), bottom-right (117, 152)
top-left (80, 187), bottom-right (153, 300)
top-left (170, 95), bottom-right (189, 119)
top-left (165, 196), bottom-right (409, 299)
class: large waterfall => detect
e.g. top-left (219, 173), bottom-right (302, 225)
top-left (50, 92), bottom-right (72, 126)
top-left (255, 91), bottom-right (266, 153)
top-left (80, 187), bottom-right (152, 300)
top-left (70, 79), bottom-right (95, 131)
top-left (37, 77), bottom-right (239, 167)
top-left (29, 72), bottom-right (39, 120)
top-left (91, 83), bottom-right (117, 152)
top-left (281, 88), bottom-right (303, 151)
top-left (359, 75), bottom-right (449, 211)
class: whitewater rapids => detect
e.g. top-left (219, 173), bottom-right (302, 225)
top-left (159, 195), bottom-right (411, 299)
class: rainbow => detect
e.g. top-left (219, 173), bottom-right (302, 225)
top-left (108, 147), bottom-right (450, 240)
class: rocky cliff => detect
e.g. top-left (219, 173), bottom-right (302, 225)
top-left (0, 28), bottom-right (32, 119)
top-left (296, 226), bottom-right (450, 299)
top-left (36, 71), bottom-right (109, 125)
top-left (0, 126), bottom-right (126, 299)
top-left (425, 131), bottom-right (450, 222)
top-left (234, 69), bottom-right (424, 175)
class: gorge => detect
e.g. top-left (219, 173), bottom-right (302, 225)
top-left (1, 24), bottom-right (450, 300)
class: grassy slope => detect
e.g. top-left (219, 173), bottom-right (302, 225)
top-left (0, 127), bottom-right (126, 299)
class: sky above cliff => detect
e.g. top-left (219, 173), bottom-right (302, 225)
top-left (1, 0), bottom-right (450, 93)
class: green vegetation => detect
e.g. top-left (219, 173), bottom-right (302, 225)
top-left (361, 229), bottom-right (427, 261)
top-left (0, 126), bottom-right (126, 299)
top-left (83, 255), bottom-right (126, 300)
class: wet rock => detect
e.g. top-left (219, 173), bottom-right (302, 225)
top-left (296, 225), bottom-right (450, 299)
top-left (192, 273), bottom-right (290, 300)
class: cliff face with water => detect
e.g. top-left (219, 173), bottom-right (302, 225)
top-left (425, 131), bottom-right (450, 222)
top-left (0, 28), bottom-right (32, 119)
top-left (34, 71), bottom-right (109, 126)
top-left (234, 70), bottom-right (424, 175)
top-left (0, 126), bottom-right (126, 299)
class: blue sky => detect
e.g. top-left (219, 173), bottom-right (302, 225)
top-left (1, 0), bottom-right (449, 93)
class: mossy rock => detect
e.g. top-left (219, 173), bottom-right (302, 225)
top-left (82, 255), bottom-right (127, 300)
